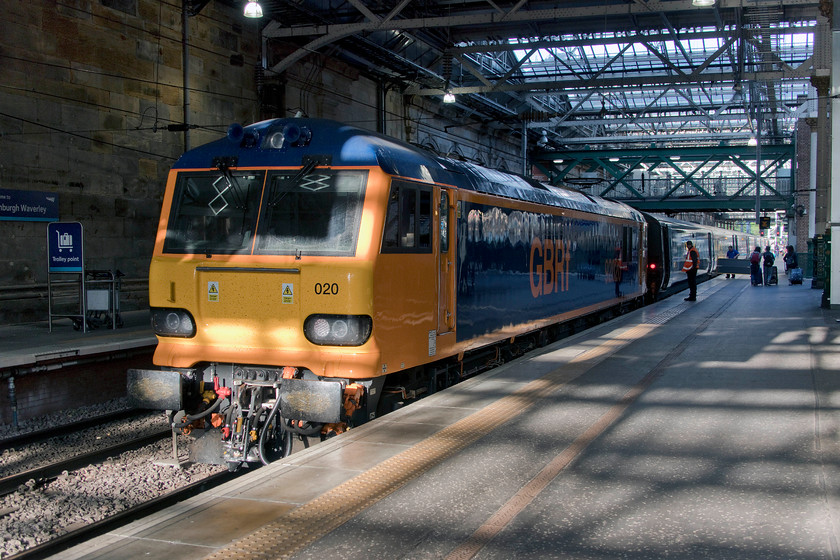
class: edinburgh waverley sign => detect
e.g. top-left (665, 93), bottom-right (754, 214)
top-left (0, 188), bottom-right (59, 222)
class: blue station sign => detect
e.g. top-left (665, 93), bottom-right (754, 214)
top-left (47, 222), bottom-right (84, 273)
top-left (0, 189), bottom-right (59, 222)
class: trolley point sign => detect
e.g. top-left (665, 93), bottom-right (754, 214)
top-left (47, 222), bottom-right (84, 273)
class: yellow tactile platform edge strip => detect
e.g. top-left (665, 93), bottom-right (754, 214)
top-left (204, 324), bottom-right (657, 560)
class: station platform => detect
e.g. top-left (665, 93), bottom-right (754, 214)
top-left (0, 310), bottom-right (155, 372)
top-left (53, 276), bottom-right (840, 559)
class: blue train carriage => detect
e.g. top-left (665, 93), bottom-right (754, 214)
top-left (129, 118), bottom-right (648, 468)
top-left (711, 224), bottom-right (750, 276)
top-left (445, 161), bottom-right (647, 351)
top-left (645, 214), bottom-right (718, 295)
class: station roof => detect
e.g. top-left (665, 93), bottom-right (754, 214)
top-left (217, 0), bottom-right (822, 151)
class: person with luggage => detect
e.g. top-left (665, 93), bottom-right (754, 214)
top-left (783, 245), bottom-right (798, 272)
top-left (762, 246), bottom-right (776, 286)
top-left (749, 246), bottom-right (762, 286)
top-left (725, 245), bottom-right (739, 278)
top-left (682, 240), bottom-right (699, 301)
top-left (784, 245), bottom-right (802, 285)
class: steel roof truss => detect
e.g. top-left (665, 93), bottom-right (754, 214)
top-left (657, 155), bottom-right (715, 200)
top-left (594, 157), bottom-right (644, 198)
top-left (729, 154), bottom-right (783, 196)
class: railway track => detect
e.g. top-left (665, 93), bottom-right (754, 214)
top-left (0, 429), bottom-right (172, 497)
top-left (7, 469), bottom-right (239, 560)
top-left (0, 409), bottom-right (145, 451)
top-left (1, 420), bottom-right (233, 560)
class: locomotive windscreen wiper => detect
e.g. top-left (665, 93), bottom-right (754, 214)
top-left (209, 161), bottom-right (248, 215)
top-left (269, 159), bottom-right (319, 206)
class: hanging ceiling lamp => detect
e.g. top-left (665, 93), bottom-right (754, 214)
top-left (692, 0), bottom-right (716, 6)
top-left (244, 0), bottom-right (264, 18)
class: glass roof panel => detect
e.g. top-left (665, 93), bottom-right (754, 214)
top-left (504, 22), bottom-right (815, 147)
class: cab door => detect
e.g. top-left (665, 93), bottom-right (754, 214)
top-left (437, 189), bottom-right (455, 334)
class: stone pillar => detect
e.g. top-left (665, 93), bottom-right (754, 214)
top-left (811, 74), bottom-right (830, 237)
top-left (831, 2), bottom-right (840, 307)
top-left (795, 120), bottom-right (814, 253)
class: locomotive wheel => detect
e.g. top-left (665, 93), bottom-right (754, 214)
top-left (260, 421), bottom-right (292, 464)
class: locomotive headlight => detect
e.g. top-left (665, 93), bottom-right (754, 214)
top-left (267, 131), bottom-right (285, 149)
top-left (304, 314), bottom-right (372, 346)
top-left (331, 320), bottom-right (349, 339)
top-left (151, 307), bottom-right (196, 338)
top-left (164, 312), bottom-right (181, 331)
top-left (311, 317), bottom-right (331, 339)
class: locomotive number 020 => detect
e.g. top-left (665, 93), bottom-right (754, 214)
top-left (314, 282), bottom-right (340, 295)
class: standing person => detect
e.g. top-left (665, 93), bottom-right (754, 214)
top-left (749, 246), bottom-right (762, 286)
top-left (783, 245), bottom-right (801, 285)
top-left (682, 240), bottom-right (699, 301)
top-left (612, 247), bottom-right (628, 297)
top-left (783, 245), bottom-right (798, 272)
top-left (762, 245), bottom-right (775, 286)
top-left (725, 245), bottom-right (739, 278)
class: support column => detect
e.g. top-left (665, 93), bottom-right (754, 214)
top-left (182, 0), bottom-right (191, 152)
top-left (811, 75), bottom-right (830, 237)
top-left (807, 119), bottom-right (817, 240)
top-left (522, 123), bottom-right (528, 177)
top-left (794, 119), bottom-right (816, 253)
top-left (830, 6), bottom-right (840, 307)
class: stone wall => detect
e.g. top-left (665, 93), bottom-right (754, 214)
top-left (0, 0), bottom-right (261, 322)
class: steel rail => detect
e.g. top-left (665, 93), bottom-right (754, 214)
top-left (7, 469), bottom-right (240, 560)
top-left (0, 429), bottom-right (172, 497)
top-left (0, 409), bottom-right (147, 452)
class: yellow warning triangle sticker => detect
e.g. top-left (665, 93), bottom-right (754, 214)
top-left (283, 285), bottom-right (293, 296)
top-left (209, 284), bottom-right (218, 293)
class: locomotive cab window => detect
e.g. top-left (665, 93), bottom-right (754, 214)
top-left (440, 191), bottom-right (449, 253)
top-left (382, 180), bottom-right (433, 253)
top-left (162, 169), bottom-right (367, 257)
top-left (256, 169), bottom-right (367, 257)
top-left (163, 171), bottom-right (265, 255)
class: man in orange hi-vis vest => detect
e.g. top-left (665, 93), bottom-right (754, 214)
top-left (682, 240), bottom-right (699, 301)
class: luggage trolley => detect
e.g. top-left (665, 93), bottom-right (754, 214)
top-left (73, 269), bottom-right (124, 330)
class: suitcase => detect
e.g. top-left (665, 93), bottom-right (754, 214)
top-left (768, 266), bottom-right (778, 285)
top-left (789, 267), bottom-right (803, 284)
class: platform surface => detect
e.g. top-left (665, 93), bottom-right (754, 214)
top-left (54, 277), bottom-right (840, 559)
top-left (0, 310), bottom-right (155, 371)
